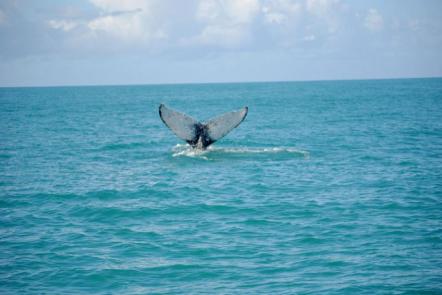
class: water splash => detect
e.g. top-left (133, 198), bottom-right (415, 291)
top-left (172, 144), bottom-right (210, 159)
top-left (171, 144), bottom-right (309, 159)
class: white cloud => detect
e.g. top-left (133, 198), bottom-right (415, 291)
top-left (48, 0), bottom-right (167, 44)
top-left (228, 0), bottom-right (261, 24)
top-left (87, 12), bottom-right (148, 41)
top-left (197, 0), bottom-right (221, 22)
top-left (262, 9), bottom-right (286, 24)
top-left (87, 0), bottom-right (160, 42)
top-left (48, 20), bottom-right (79, 32)
top-left (198, 25), bottom-right (246, 47)
top-left (303, 34), bottom-right (316, 41)
top-left (197, 0), bottom-right (260, 24)
top-left (306, 0), bottom-right (340, 17)
top-left (262, 0), bottom-right (301, 24)
top-left (195, 0), bottom-right (260, 47)
top-left (89, 0), bottom-right (149, 13)
top-left (305, 0), bottom-right (342, 34)
top-left (43, 0), bottom-right (372, 52)
top-left (364, 8), bottom-right (383, 32)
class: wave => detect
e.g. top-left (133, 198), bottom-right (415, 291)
top-left (171, 144), bottom-right (309, 159)
top-left (98, 142), bottom-right (151, 151)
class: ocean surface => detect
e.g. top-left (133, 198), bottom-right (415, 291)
top-left (1, 78), bottom-right (441, 294)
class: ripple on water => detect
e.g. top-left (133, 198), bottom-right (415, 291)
top-left (1, 80), bottom-right (442, 294)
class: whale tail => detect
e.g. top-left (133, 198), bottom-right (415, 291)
top-left (159, 104), bottom-right (248, 149)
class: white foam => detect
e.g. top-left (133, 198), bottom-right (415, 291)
top-left (171, 144), bottom-right (309, 159)
top-left (172, 144), bottom-right (209, 160)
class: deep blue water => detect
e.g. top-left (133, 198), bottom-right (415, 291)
top-left (1, 78), bottom-right (442, 294)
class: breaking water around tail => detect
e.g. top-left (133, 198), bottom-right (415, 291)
top-left (171, 144), bottom-right (310, 160)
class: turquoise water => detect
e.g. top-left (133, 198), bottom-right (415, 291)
top-left (1, 78), bottom-right (441, 294)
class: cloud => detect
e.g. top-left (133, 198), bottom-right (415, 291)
top-left (48, 20), bottom-right (79, 32)
top-left (364, 8), bottom-right (383, 32)
top-left (262, 0), bottom-right (302, 25)
top-left (305, 0), bottom-right (343, 34)
top-left (87, 11), bottom-right (150, 42)
top-left (4, 0), bottom-right (416, 62)
top-left (197, 25), bottom-right (247, 47)
top-left (86, 0), bottom-right (161, 43)
top-left (306, 0), bottom-right (340, 17)
top-left (194, 0), bottom-right (260, 47)
top-left (3, 0), bottom-right (442, 86)
top-left (47, 0), bottom-right (167, 45)
top-left (44, 0), bottom-right (347, 51)
top-left (303, 34), bottom-right (316, 41)
top-left (196, 0), bottom-right (260, 24)
top-left (89, 0), bottom-right (148, 12)
top-left (185, 0), bottom-right (348, 49)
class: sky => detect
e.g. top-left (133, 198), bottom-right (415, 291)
top-left (0, 0), bottom-right (441, 87)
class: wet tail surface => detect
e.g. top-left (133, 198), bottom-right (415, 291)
top-left (159, 104), bottom-right (248, 148)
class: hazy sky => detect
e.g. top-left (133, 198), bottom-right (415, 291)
top-left (1, 0), bottom-right (441, 86)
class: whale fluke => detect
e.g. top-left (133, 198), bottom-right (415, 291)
top-left (159, 104), bottom-right (248, 149)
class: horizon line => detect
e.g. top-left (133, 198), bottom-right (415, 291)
top-left (1, 75), bottom-right (441, 89)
